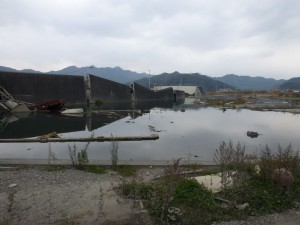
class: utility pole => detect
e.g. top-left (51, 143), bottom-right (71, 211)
top-left (147, 70), bottom-right (151, 89)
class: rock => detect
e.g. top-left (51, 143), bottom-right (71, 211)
top-left (9, 183), bottom-right (18, 188)
top-left (167, 214), bottom-right (176, 221)
top-left (272, 168), bottom-right (294, 189)
top-left (221, 203), bottom-right (231, 209)
top-left (236, 203), bottom-right (249, 210)
top-left (293, 201), bottom-right (300, 208)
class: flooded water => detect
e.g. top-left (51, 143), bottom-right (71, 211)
top-left (1, 101), bottom-right (300, 164)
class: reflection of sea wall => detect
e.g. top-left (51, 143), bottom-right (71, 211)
top-left (0, 114), bottom-right (86, 138)
top-left (90, 100), bottom-right (178, 111)
top-left (0, 113), bottom-right (132, 138)
top-left (0, 71), bottom-right (85, 105)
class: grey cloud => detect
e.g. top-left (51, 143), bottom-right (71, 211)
top-left (1, 0), bottom-right (300, 78)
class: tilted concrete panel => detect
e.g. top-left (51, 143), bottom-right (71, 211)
top-left (131, 83), bottom-right (174, 101)
top-left (133, 83), bottom-right (152, 101)
top-left (88, 74), bottom-right (132, 103)
top-left (154, 88), bottom-right (174, 100)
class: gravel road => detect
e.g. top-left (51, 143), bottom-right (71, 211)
top-left (1, 167), bottom-right (300, 225)
top-left (0, 167), bottom-right (152, 225)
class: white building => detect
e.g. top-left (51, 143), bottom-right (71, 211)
top-left (154, 86), bottom-right (199, 95)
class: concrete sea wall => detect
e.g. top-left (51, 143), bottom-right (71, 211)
top-left (0, 71), bottom-right (85, 105)
top-left (0, 71), bottom-right (180, 108)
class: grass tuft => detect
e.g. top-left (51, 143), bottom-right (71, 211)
top-left (115, 165), bottom-right (137, 176)
top-left (85, 165), bottom-right (107, 174)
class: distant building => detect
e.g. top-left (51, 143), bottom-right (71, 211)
top-left (154, 86), bottom-right (200, 95)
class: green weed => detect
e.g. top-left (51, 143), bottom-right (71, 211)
top-left (119, 142), bottom-right (300, 225)
top-left (174, 178), bottom-right (216, 208)
top-left (217, 142), bottom-right (300, 216)
top-left (95, 99), bottom-right (104, 106)
top-left (109, 135), bottom-right (119, 170)
top-left (85, 165), bottom-right (107, 174)
top-left (120, 178), bottom-right (152, 199)
top-left (115, 165), bottom-right (137, 176)
top-left (43, 165), bottom-right (65, 172)
top-left (68, 142), bottom-right (90, 170)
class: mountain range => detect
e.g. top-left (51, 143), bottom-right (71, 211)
top-left (0, 65), bottom-right (299, 90)
top-left (134, 71), bottom-right (233, 91)
top-left (0, 65), bottom-right (148, 84)
top-left (214, 74), bottom-right (286, 90)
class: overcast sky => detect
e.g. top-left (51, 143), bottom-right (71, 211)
top-left (1, 0), bottom-right (300, 79)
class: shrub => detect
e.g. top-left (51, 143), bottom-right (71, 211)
top-left (174, 178), bottom-right (216, 209)
top-left (120, 178), bottom-right (152, 199)
top-left (68, 142), bottom-right (90, 170)
top-left (259, 143), bottom-right (300, 181)
top-left (109, 135), bottom-right (119, 170)
top-left (216, 142), bottom-right (300, 217)
top-left (214, 140), bottom-right (250, 189)
top-left (115, 165), bottom-right (137, 176)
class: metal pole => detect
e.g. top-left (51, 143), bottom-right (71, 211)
top-left (148, 70), bottom-right (151, 89)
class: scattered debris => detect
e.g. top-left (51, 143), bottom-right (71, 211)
top-left (167, 207), bottom-right (182, 221)
top-left (61, 108), bottom-right (84, 114)
top-left (247, 131), bottom-right (259, 138)
top-left (220, 107), bottom-right (227, 112)
top-left (9, 183), bottom-right (18, 188)
top-left (35, 99), bottom-right (65, 112)
top-left (11, 103), bottom-right (31, 112)
top-left (148, 125), bottom-right (164, 132)
top-left (0, 86), bottom-right (33, 112)
top-left (215, 197), bottom-right (249, 211)
top-left (236, 203), bottom-right (249, 210)
top-left (1, 86), bottom-right (66, 113)
top-left (39, 132), bottom-right (60, 139)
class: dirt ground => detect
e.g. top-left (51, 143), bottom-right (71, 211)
top-left (0, 166), bottom-right (163, 225)
top-left (1, 166), bottom-right (300, 225)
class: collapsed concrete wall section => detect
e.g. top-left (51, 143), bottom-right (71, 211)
top-left (87, 74), bottom-right (132, 103)
top-left (131, 82), bottom-right (174, 101)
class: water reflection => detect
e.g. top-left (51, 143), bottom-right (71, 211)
top-left (0, 99), bottom-right (300, 164)
top-left (0, 99), bottom-right (183, 139)
top-left (0, 113), bottom-right (85, 139)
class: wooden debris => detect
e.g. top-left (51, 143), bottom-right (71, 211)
top-left (0, 134), bottom-right (159, 143)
